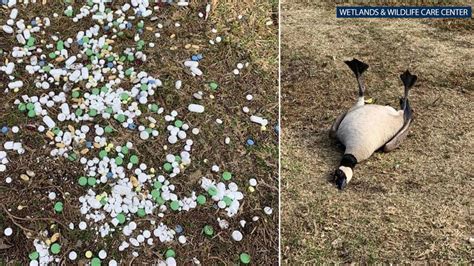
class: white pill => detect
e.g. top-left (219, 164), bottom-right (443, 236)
top-left (2, 25), bottom-right (14, 34)
top-left (65, 56), bottom-right (77, 66)
top-left (8, 80), bottom-right (23, 89)
top-left (5, 62), bottom-right (14, 74)
top-left (48, 192), bottom-right (56, 200)
top-left (190, 67), bottom-right (202, 76)
top-left (168, 135), bottom-right (177, 144)
top-left (10, 9), bottom-right (18, 20)
top-left (43, 116), bottom-right (56, 129)
top-left (4, 227), bottom-right (13, 236)
top-left (188, 104), bottom-right (204, 113)
top-left (79, 221), bottom-right (87, 230)
top-left (68, 251), bottom-right (77, 260)
top-left (249, 178), bottom-right (257, 186)
top-left (98, 250), bottom-right (107, 259)
top-left (250, 115), bottom-right (268, 126)
top-left (140, 131), bottom-right (149, 140)
top-left (263, 206), bottom-right (273, 215)
top-left (231, 230), bottom-right (243, 241)
top-left (166, 257), bottom-right (176, 266)
top-left (175, 80), bottom-right (182, 90)
top-left (184, 61), bottom-right (198, 68)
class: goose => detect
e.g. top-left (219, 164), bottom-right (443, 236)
top-left (330, 58), bottom-right (417, 190)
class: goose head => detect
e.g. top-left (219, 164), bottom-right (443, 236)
top-left (334, 166), bottom-right (353, 190)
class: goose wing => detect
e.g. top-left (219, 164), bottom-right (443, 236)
top-left (383, 117), bottom-right (411, 152)
top-left (382, 102), bottom-right (412, 152)
top-left (329, 111), bottom-right (346, 139)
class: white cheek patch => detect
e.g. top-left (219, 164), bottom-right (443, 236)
top-left (339, 166), bottom-right (353, 183)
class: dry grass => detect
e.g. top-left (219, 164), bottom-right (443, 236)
top-left (0, 1), bottom-right (278, 264)
top-left (281, 1), bottom-right (473, 264)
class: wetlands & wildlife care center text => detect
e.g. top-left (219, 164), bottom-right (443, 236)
top-left (336, 6), bottom-right (472, 18)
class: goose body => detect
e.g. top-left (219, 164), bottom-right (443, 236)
top-left (330, 58), bottom-right (418, 190)
top-left (336, 104), bottom-right (404, 162)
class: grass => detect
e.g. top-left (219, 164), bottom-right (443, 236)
top-left (0, 1), bottom-right (278, 264)
top-left (281, 0), bottom-right (473, 264)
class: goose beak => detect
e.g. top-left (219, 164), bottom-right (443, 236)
top-left (336, 176), bottom-right (347, 190)
top-left (334, 169), bottom-right (347, 190)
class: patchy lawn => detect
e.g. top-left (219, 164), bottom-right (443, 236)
top-left (281, 1), bottom-right (472, 264)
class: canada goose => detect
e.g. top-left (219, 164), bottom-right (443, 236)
top-left (330, 59), bottom-right (417, 190)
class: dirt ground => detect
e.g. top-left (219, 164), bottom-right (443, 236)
top-left (0, 1), bottom-right (278, 265)
top-left (281, 1), bottom-right (473, 264)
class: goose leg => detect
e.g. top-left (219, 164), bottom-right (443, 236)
top-left (344, 58), bottom-right (369, 98)
top-left (330, 59), bottom-right (369, 138)
top-left (383, 70), bottom-right (417, 152)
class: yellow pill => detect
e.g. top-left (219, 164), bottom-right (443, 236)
top-left (46, 131), bottom-right (55, 139)
top-left (50, 233), bottom-right (60, 243)
top-left (85, 251), bottom-right (93, 258)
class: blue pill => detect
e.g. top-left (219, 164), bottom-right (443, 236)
top-left (196, 54), bottom-right (203, 60)
top-left (86, 141), bottom-right (93, 148)
top-left (175, 225), bottom-right (183, 234)
top-left (107, 62), bottom-right (114, 68)
top-left (128, 123), bottom-right (136, 130)
top-left (39, 61), bottom-right (45, 66)
top-left (106, 172), bottom-right (113, 178)
top-left (246, 139), bottom-right (255, 146)
top-left (191, 55), bottom-right (198, 61)
top-left (1, 126), bottom-right (8, 134)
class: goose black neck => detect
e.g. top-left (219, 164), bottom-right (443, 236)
top-left (340, 154), bottom-right (357, 169)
